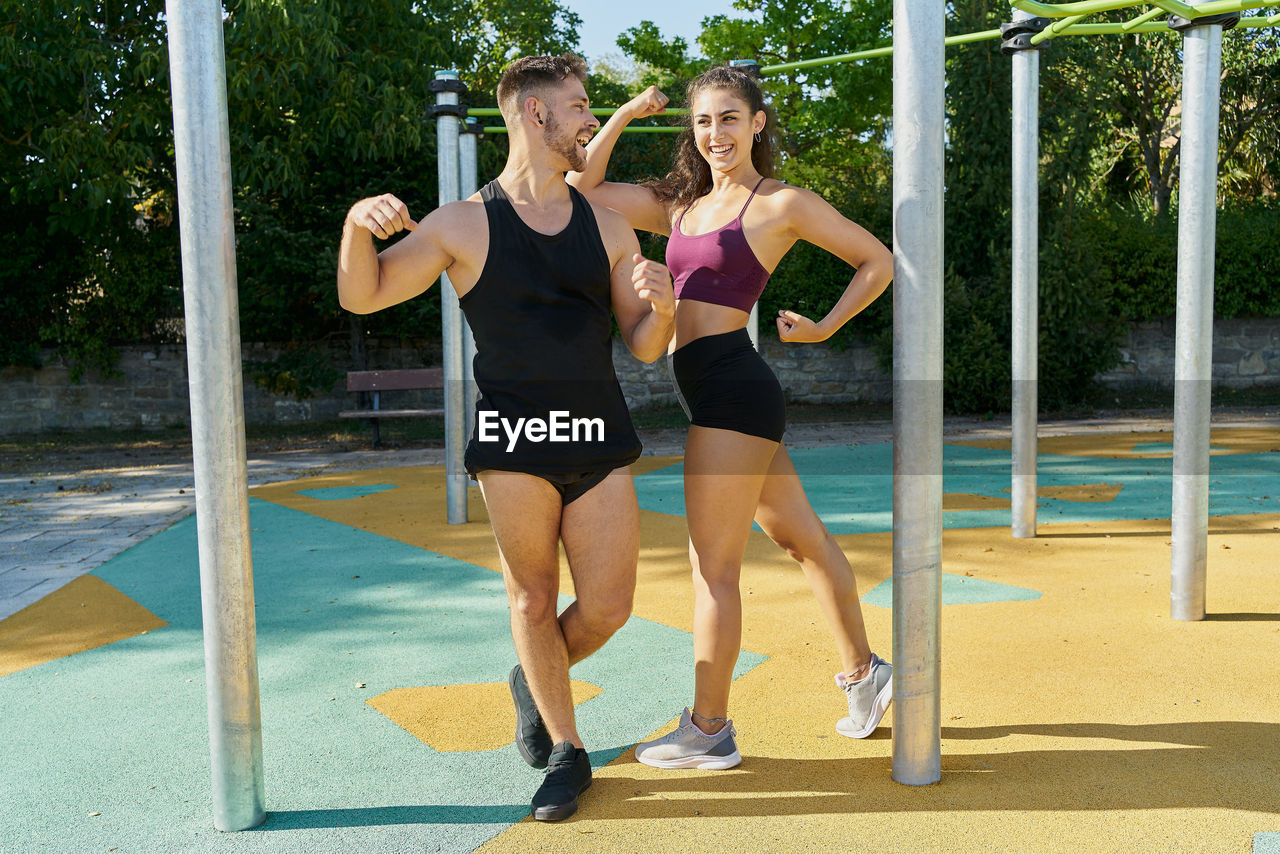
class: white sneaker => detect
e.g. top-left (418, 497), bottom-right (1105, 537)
top-left (835, 653), bottom-right (893, 739)
top-left (634, 708), bottom-right (742, 770)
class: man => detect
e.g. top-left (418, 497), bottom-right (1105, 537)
top-left (337, 54), bottom-right (675, 822)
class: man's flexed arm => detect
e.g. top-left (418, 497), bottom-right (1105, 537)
top-left (597, 207), bottom-right (674, 363)
top-left (338, 193), bottom-right (454, 314)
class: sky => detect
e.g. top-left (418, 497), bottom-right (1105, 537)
top-left (559, 0), bottom-right (745, 65)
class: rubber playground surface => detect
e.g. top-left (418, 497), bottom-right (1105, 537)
top-left (2, 427), bottom-right (1278, 853)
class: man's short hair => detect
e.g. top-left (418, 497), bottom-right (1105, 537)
top-left (496, 53), bottom-right (588, 122)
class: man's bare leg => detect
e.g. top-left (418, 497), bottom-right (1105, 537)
top-left (479, 471), bottom-right (582, 747)
top-left (559, 467), bottom-right (639, 666)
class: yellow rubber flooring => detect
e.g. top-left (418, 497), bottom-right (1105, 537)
top-left (250, 449), bottom-right (1280, 854)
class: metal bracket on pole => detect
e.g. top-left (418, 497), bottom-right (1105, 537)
top-left (1000, 17), bottom-right (1050, 54)
top-left (428, 77), bottom-right (468, 94)
top-left (1168, 12), bottom-right (1241, 31)
top-left (427, 103), bottom-right (470, 119)
top-left (728, 58), bottom-right (761, 77)
top-left (461, 117), bottom-right (485, 136)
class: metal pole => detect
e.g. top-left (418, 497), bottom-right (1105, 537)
top-left (1171, 23), bottom-right (1222, 621)
top-left (164, 0), bottom-right (265, 831)
top-left (459, 120), bottom-right (481, 448)
top-left (891, 0), bottom-right (944, 786)
top-left (434, 71), bottom-right (468, 524)
top-left (1011, 12), bottom-right (1041, 539)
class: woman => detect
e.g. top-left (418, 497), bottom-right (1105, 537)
top-left (568, 66), bottom-right (894, 770)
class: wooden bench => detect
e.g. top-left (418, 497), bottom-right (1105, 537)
top-left (338, 368), bottom-right (445, 447)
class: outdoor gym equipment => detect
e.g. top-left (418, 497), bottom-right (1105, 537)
top-left (165, 0), bottom-right (1277, 827)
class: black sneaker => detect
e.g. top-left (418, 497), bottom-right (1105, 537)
top-left (509, 663), bottom-right (552, 768)
top-left (530, 742), bottom-right (592, 821)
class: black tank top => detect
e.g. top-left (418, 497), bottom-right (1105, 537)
top-left (460, 180), bottom-right (642, 475)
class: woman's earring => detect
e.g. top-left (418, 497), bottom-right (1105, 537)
top-left (754, 131), bottom-right (761, 142)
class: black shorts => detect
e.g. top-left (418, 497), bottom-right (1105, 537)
top-left (669, 328), bottom-right (786, 443)
top-left (471, 467), bottom-right (618, 505)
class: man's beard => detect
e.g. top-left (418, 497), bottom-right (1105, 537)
top-left (544, 112), bottom-right (585, 172)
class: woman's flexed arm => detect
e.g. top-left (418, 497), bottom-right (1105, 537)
top-left (568, 86), bottom-right (672, 235)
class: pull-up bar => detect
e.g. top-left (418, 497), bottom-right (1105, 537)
top-left (1000, 0), bottom-right (1278, 624)
top-left (760, 29), bottom-right (1002, 74)
top-left (759, 8), bottom-right (1274, 73)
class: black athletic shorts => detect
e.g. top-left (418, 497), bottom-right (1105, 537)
top-left (669, 328), bottom-right (786, 443)
top-left (470, 467), bottom-right (618, 506)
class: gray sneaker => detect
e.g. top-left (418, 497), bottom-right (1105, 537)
top-left (835, 653), bottom-right (893, 739)
top-left (634, 708), bottom-right (742, 770)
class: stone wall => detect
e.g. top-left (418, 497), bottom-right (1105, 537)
top-left (1097, 317), bottom-right (1280, 389)
top-left (611, 333), bottom-right (890, 410)
top-left (3, 317), bottom-right (1278, 436)
top-left (0, 341), bottom-right (441, 437)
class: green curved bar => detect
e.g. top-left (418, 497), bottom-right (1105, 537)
top-left (1012, 0), bottom-right (1197, 17)
top-left (1011, 0), bottom-right (1277, 19)
top-left (1190, 0), bottom-right (1276, 14)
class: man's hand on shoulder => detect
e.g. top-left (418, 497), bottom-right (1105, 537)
top-left (346, 193), bottom-right (418, 240)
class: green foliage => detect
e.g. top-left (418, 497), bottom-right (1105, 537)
top-left (244, 347), bottom-right (342, 400)
top-left (218, 0), bottom-right (580, 350)
top-left (1085, 199), bottom-right (1280, 322)
top-left (0, 0), bottom-right (180, 374)
top-left (941, 268), bottom-right (1011, 414)
top-left (7, 0), bottom-right (1280, 415)
top-left (2, 0), bottom-right (580, 381)
top-left (1215, 201), bottom-right (1280, 316)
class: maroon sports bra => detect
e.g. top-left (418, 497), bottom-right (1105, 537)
top-left (665, 178), bottom-right (771, 313)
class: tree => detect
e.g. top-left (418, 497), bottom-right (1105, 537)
top-left (0, 0), bottom-right (179, 373)
top-left (1, 0), bottom-right (583, 378)
top-left (1044, 14), bottom-right (1280, 215)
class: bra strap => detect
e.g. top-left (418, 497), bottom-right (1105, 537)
top-left (676, 203), bottom-right (691, 230)
top-left (737, 177), bottom-right (767, 218)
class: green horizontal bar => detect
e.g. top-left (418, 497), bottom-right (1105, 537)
top-left (1236, 12), bottom-right (1280, 25)
top-left (466, 106), bottom-right (689, 117)
top-left (758, 45), bottom-right (892, 73)
top-left (1052, 21), bottom-right (1171, 32)
top-left (478, 126), bottom-right (683, 135)
top-left (758, 28), bottom-right (1000, 74)
top-left (949, 28), bottom-right (1007, 45)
